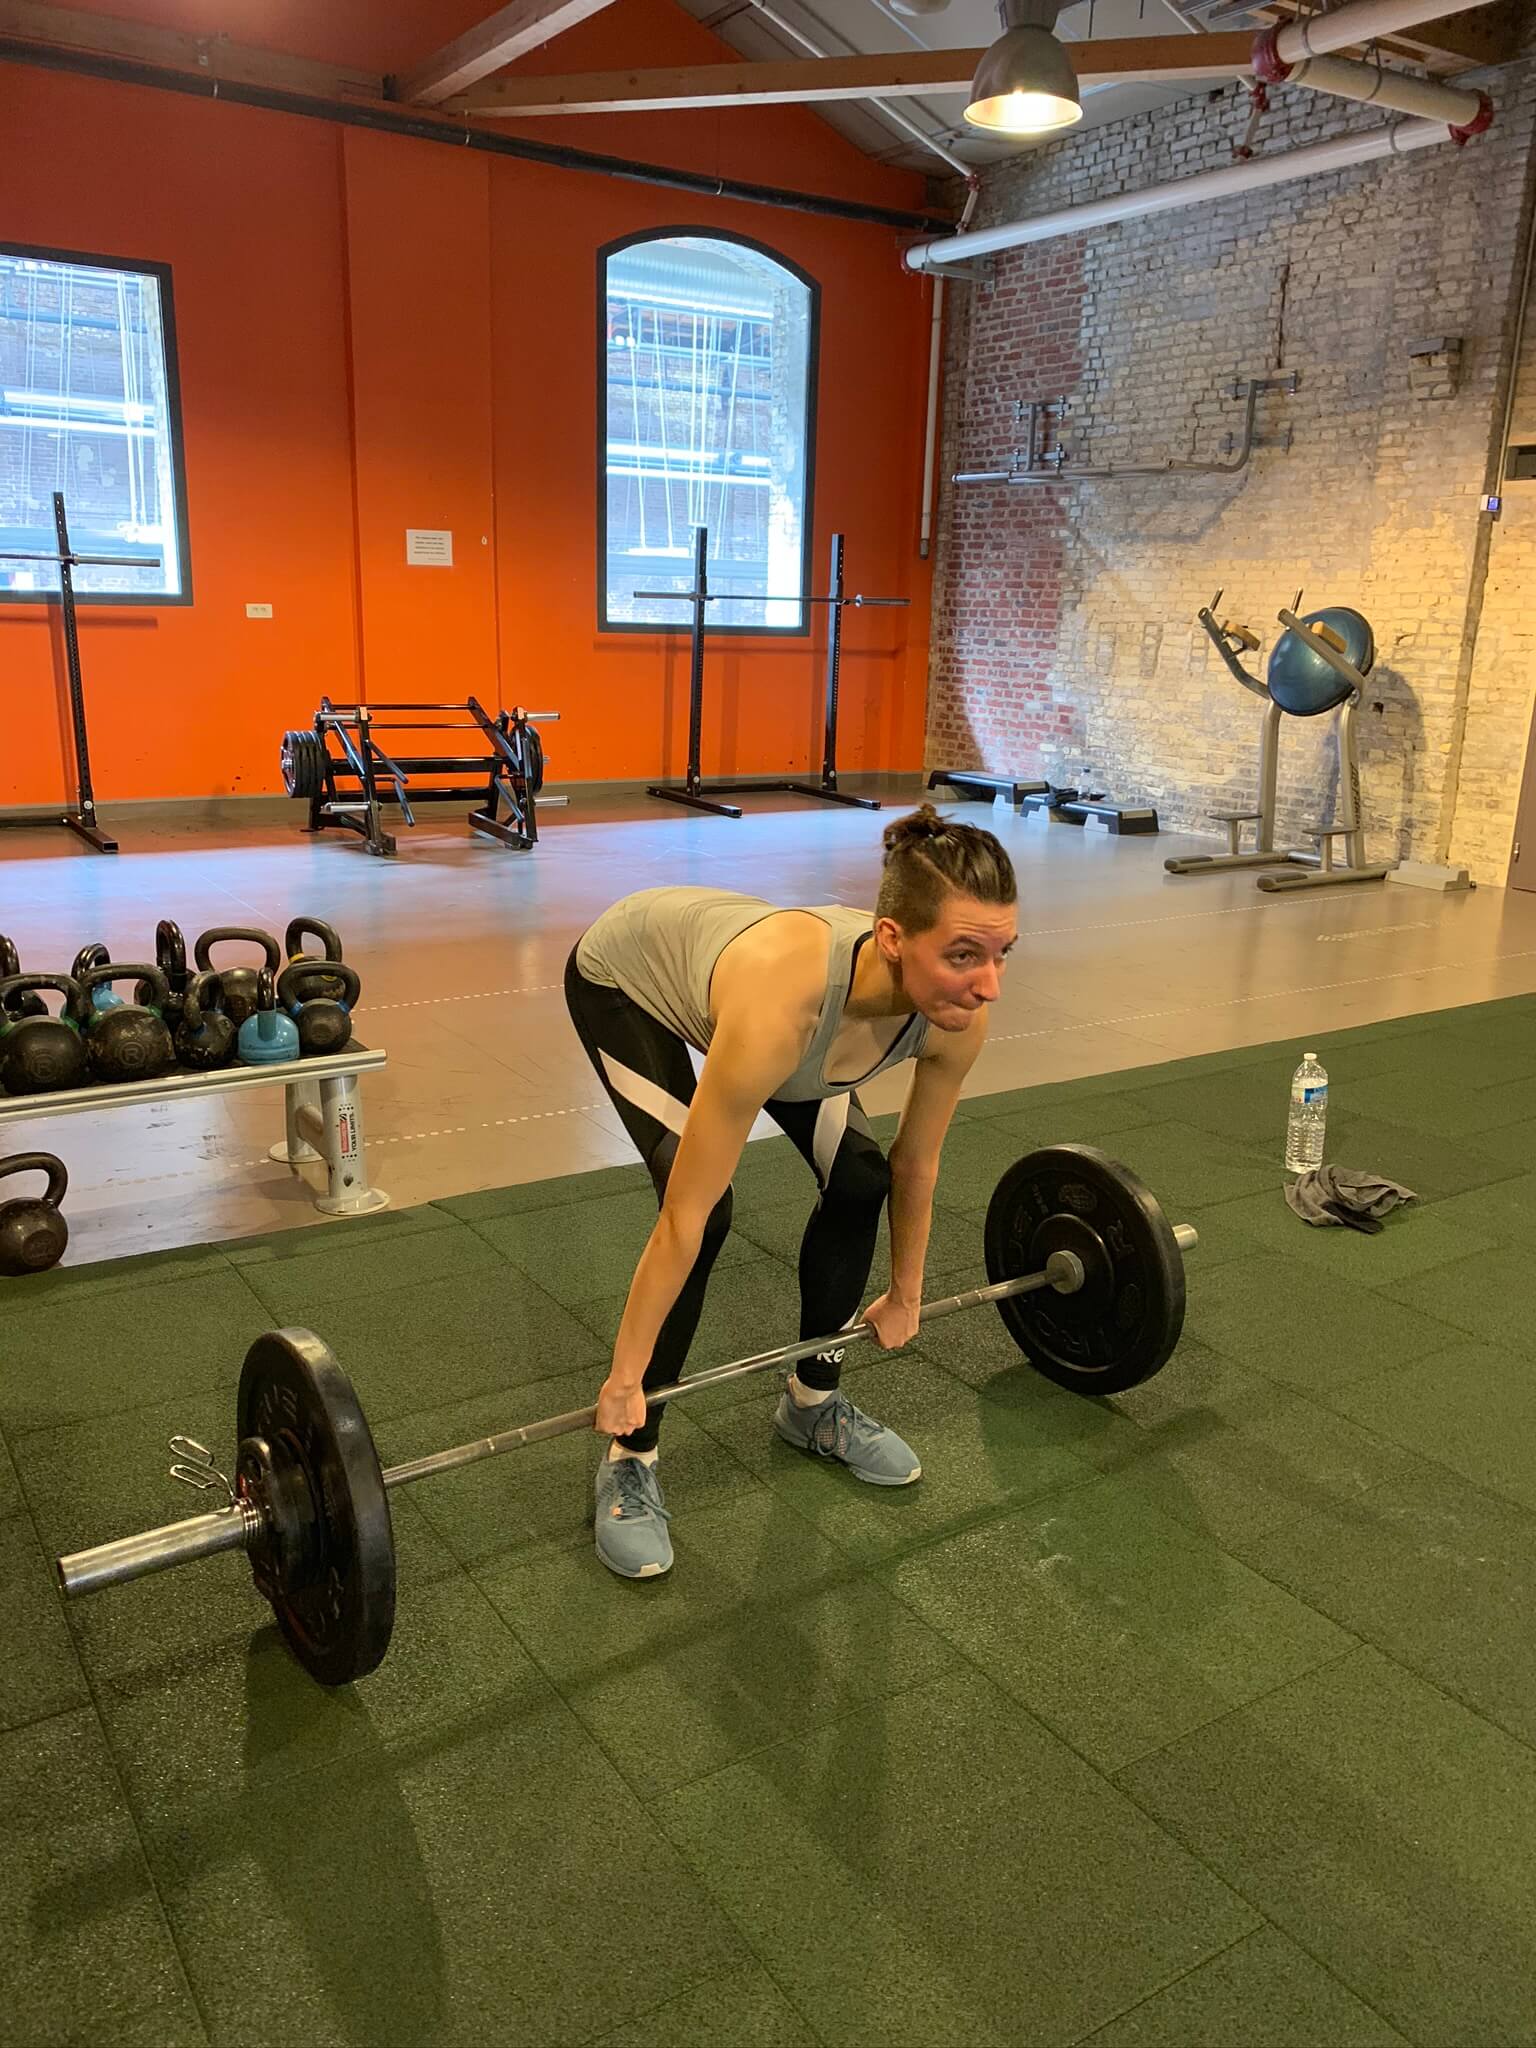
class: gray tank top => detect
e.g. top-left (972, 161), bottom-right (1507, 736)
top-left (576, 886), bottom-right (930, 1102)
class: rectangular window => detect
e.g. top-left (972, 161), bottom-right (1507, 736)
top-left (601, 234), bottom-right (816, 633)
top-left (0, 243), bottom-right (189, 603)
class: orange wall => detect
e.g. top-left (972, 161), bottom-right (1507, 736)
top-left (0, 1), bottom-right (937, 804)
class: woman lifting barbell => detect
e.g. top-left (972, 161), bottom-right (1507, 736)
top-left (565, 804), bottom-right (1018, 1579)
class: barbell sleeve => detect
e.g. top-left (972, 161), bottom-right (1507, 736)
top-left (58, 1499), bottom-right (260, 1598)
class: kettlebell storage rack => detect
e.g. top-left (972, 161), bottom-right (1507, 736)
top-left (280, 697), bottom-right (562, 859)
top-left (0, 1046), bottom-right (390, 1219)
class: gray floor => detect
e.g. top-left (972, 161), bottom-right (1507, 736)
top-left (3, 787), bottom-right (1535, 1265)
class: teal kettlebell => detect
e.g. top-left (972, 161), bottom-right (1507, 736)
top-left (73, 943), bottom-right (125, 1014)
top-left (237, 970), bottom-right (301, 1066)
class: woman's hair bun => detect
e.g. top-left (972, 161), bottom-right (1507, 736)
top-left (881, 803), bottom-right (950, 857)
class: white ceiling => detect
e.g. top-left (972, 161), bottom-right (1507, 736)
top-left (671, 0), bottom-right (1268, 176)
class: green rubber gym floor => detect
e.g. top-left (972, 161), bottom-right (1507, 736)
top-left (6, 995), bottom-right (1536, 2048)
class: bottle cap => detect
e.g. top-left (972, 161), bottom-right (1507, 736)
top-left (1305, 1050), bottom-right (1317, 1059)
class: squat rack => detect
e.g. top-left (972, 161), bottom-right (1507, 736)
top-left (636, 526), bottom-right (908, 819)
top-left (0, 490), bottom-right (162, 855)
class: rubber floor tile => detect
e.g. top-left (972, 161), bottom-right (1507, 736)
top-left (882, 1477), bottom-right (1351, 1772)
top-left (1208, 1185), bottom-right (1493, 1285)
top-left (14, 1387), bottom-right (459, 1689)
top-left (1440, 1113), bottom-right (1536, 1174)
top-left (432, 1159), bottom-right (648, 1220)
top-left (1421, 1170), bottom-right (1536, 1243)
top-left (1119, 1647), bottom-right (1536, 2047)
top-left (375, 1370), bottom-right (763, 1575)
top-left (586, 1961), bottom-right (817, 2047)
top-left (1319, 1342), bottom-right (1536, 1514)
top-left (232, 1220), bottom-right (505, 1322)
top-left (0, 1268), bottom-right (273, 1435)
top-left (114, 1640), bottom-right (743, 2048)
top-left (968, 1089), bottom-right (1165, 1142)
top-left (695, 1352), bottom-right (1096, 1566)
top-left (1054, 1121), bottom-right (1283, 1213)
top-left (0, 1239), bottom-right (230, 1318)
top-left (1240, 1465), bottom-right (1536, 1752)
top-left (1382, 1245), bottom-right (1536, 1355)
top-left (478, 1490), bottom-right (957, 1799)
top-left (1187, 1253), bottom-right (1461, 1393)
top-left (1341, 1069), bottom-right (1536, 1139)
top-left (1300, 1112), bottom-right (1519, 1201)
top-left (1081, 1926), bottom-right (1408, 2047)
top-left (0, 1707), bottom-right (199, 2048)
top-left (1071, 1336), bottom-right (1425, 1550)
top-left (96, 1573), bottom-right (561, 1825)
top-left (0, 1509), bottom-right (90, 1732)
top-left (295, 1264), bottom-right (610, 1427)
top-left (468, 1184), bottom-right (765, 1306)
top-left (654, 1664), bottom-right (1256, 2048)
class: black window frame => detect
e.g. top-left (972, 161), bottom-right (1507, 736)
top-left (596, 225), bottom-right (820, 638)
top-left (0, 238), bottom-right (193, 608)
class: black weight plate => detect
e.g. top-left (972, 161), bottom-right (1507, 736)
top-left (280, 730), bottom-right (326, 800)
top-left (522, 724), bottom-right (545, 797)
top-left (236, 1329), bottom-right (395, 1685)
top-left (984, 1145), bottom-right (1185, 1395)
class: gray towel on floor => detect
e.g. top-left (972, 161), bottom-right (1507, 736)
top-left (1286, 1166), bottom-right (1418, 1230)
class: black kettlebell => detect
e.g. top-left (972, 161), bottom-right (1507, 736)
top-left (192, 928), bottom-right (281, 1027)
top-left (0, 1153), bottom-right (69, 1276)
top-left (0, 975), bottom-right (89, 1094)
top-left (136, 921), bottom-right (190, 1033)
top-left (277, 959), bottom-right (360, 1057)
top-left (0, 938), bottom-right (47, 1021)
top-left (79, 965), bottom-right (175, 1082)
top-left (175, 971), bottom-right (238, 1071)
top-left (283, 917), bottom-right (348, 1003)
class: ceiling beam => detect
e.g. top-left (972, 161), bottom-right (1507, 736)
top-left (393, 0), bottom-right (623, 105)
top-left (0, 0), bottom-right (380, 97)
top-left (450, 30), bottom-right (1262, 117)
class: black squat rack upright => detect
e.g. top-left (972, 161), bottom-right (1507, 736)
top-left (280, 696), bottom-right (560, 858)
top-left (0, 491), bottom-right (163, 855)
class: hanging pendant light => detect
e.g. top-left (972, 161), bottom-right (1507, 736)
top-left (964, 0), bottom-right (1082, 136)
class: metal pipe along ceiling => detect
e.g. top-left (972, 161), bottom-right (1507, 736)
top-left (904, 114), bottom-right (1457, 270)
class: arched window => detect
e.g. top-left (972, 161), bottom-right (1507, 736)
top-left (600, 230), bottom-right (817, 633)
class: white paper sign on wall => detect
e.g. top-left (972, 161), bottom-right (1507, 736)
top-left (405, 529), bottom-right (453, 567)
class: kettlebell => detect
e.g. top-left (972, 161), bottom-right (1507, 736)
top-left (283, 917), bottom-right (347, 1001)
top-left (136, 921), bottom-right (190, 1033)
top-left (0, 938), bottom-right (47, 1021)
top-left (175, 971), bottom-right (238, 1071)
top-left (192, 928), bottom-right (281, 1027)
top-left (79, 965), bottom-right (175, 1083)
top-left (277, 959), bottom-right (360, 1058)
top-left (237, 969), bottom-right (301, 1066)
top-left (0, 975), bottom-right (89, 1094)
top-left (72, 942), bottom-right (126, 1014)
top-left (0, 1154), bottom-right (69, 1276)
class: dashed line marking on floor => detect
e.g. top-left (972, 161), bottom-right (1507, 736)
top-left (370, 982), bottom-right (565, 1013)
top-left (237, 1101), bottom-right (605, 1170)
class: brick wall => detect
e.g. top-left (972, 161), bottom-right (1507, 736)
top-left (929, 51), bottom-right (1536, 882)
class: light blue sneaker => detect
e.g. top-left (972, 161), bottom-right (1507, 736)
top-left (594, 1455), bottom-right (673, 1579)
top-left (772, 1383), bottom-right (922, 1486)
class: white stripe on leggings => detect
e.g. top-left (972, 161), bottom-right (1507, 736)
top-left (599, 1051), bottom-right (692, 1139)
top-left (812, 1093), bottom-right (851, 1188)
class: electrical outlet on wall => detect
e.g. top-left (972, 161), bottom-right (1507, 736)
top-left (245, 602), bottom-right (274, 618)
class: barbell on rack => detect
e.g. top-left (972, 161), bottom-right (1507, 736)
top-left (55, 1146), bottom-right (1198, 1688)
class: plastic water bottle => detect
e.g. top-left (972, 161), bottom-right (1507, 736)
top-left (1286, 1051), bottom-right (1329, 1174)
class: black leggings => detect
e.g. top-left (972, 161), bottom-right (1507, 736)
top-left (565, 949), bottom-right (891, 1451)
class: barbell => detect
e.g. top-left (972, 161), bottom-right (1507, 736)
top-left (55, 1145), bottom-right (1198, 1688)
